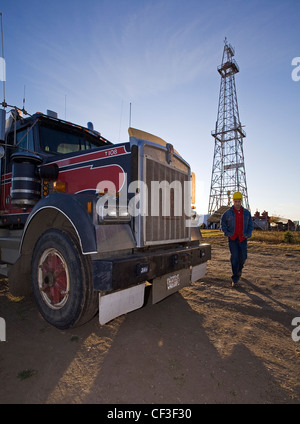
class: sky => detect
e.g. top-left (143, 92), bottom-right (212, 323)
top-left (1, 0), bottom-right (300, 221)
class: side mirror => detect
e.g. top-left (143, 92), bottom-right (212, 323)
top-left (0, 145), bottom-right (4, 159)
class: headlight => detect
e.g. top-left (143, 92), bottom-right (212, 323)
top-left (97, 200), bottom-right (131, 223)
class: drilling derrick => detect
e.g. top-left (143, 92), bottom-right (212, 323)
top-left (208, 39), bottom-right (250, 215)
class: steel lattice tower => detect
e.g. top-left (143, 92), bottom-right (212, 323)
top-left (208, 39), bottom-right (250, 214)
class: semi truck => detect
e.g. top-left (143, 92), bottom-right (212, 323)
top-left (0, 106), bottom-right (211, 329)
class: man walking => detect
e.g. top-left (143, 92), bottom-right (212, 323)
top-left (221, 192), bottom-right (253, 287)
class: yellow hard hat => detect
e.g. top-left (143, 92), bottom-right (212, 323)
top-left (233, 191), bottom-right (243, 200)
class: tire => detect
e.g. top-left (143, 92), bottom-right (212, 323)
top-left (31, 228), bottom-right (98, 329)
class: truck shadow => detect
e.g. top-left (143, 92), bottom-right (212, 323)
top-left (0, 278), bottom-right (298, 404)
top-left (83, 290), bottom-right (296, 404)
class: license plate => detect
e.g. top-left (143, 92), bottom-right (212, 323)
top-left (167, 274), bottom-right (180, 290)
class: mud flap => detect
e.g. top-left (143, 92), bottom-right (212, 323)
top-left (99, 283), bottom-right (145, 325)
top-left (191, 262), bottom-right (207, 283)
top-left (151, 268), bottom-right (191, 304)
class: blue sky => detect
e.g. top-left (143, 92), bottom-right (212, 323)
top-left (1, 0), bottom-right (300, 221)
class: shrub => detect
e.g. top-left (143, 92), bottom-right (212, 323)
top-left (283, 231), bottom-right (294, 243)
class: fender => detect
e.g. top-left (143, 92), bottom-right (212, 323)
top-left (20, 192), bottom-right (97, 255)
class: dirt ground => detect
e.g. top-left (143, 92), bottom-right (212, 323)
top-left (0, 237), bottom-right (300, 404)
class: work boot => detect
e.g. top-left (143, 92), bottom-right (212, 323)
top-left (231, 279), bottom-right (240, 288)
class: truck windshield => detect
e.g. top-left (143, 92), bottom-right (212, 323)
top-left (39, 123), bottom-right (106, 155)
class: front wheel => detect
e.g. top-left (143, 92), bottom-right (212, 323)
top-left (31, 229), bottom-right (98, 329)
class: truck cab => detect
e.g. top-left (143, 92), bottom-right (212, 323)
top-left (0, 107), bottom-right (211, 329)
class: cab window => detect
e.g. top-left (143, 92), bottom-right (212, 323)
top-left (6, 127), bottom-right (35, 172)
top-left (8, 128), bottom-right (34, 152)
top-left (39, 124), bottom-right (100, 155)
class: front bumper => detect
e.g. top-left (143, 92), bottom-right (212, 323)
top-left (92, 242), bottom-right (211, 292)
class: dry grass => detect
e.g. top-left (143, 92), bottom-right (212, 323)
top-left (201, 229), bottom-right (300, 250)
top-left (251, 229), bottom-right (300, 244)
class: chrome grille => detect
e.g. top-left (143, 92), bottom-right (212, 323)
top-left (143, 154), bottom-right (190, 246)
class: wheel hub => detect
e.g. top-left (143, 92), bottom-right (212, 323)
top-left (38, 248), bottom-right (70, 310)
top-left (44, 272), bottom-right (54, 287)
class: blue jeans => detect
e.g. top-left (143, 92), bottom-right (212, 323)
top-left (228, 238), bottom-right (248, 283)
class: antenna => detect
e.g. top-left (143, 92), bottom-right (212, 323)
top-left (23, 85), bottom-right (26, 111)
top-left (129, 102), bottom-right (132, 127)
top-left (118, 99), bottom-right (123, 143)
top-left (0, 12), bottom-right (6, 106)
top-left (0, 14), bottom-right (29, 118)
top-left (65, 94), bottom-right (67, 120)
